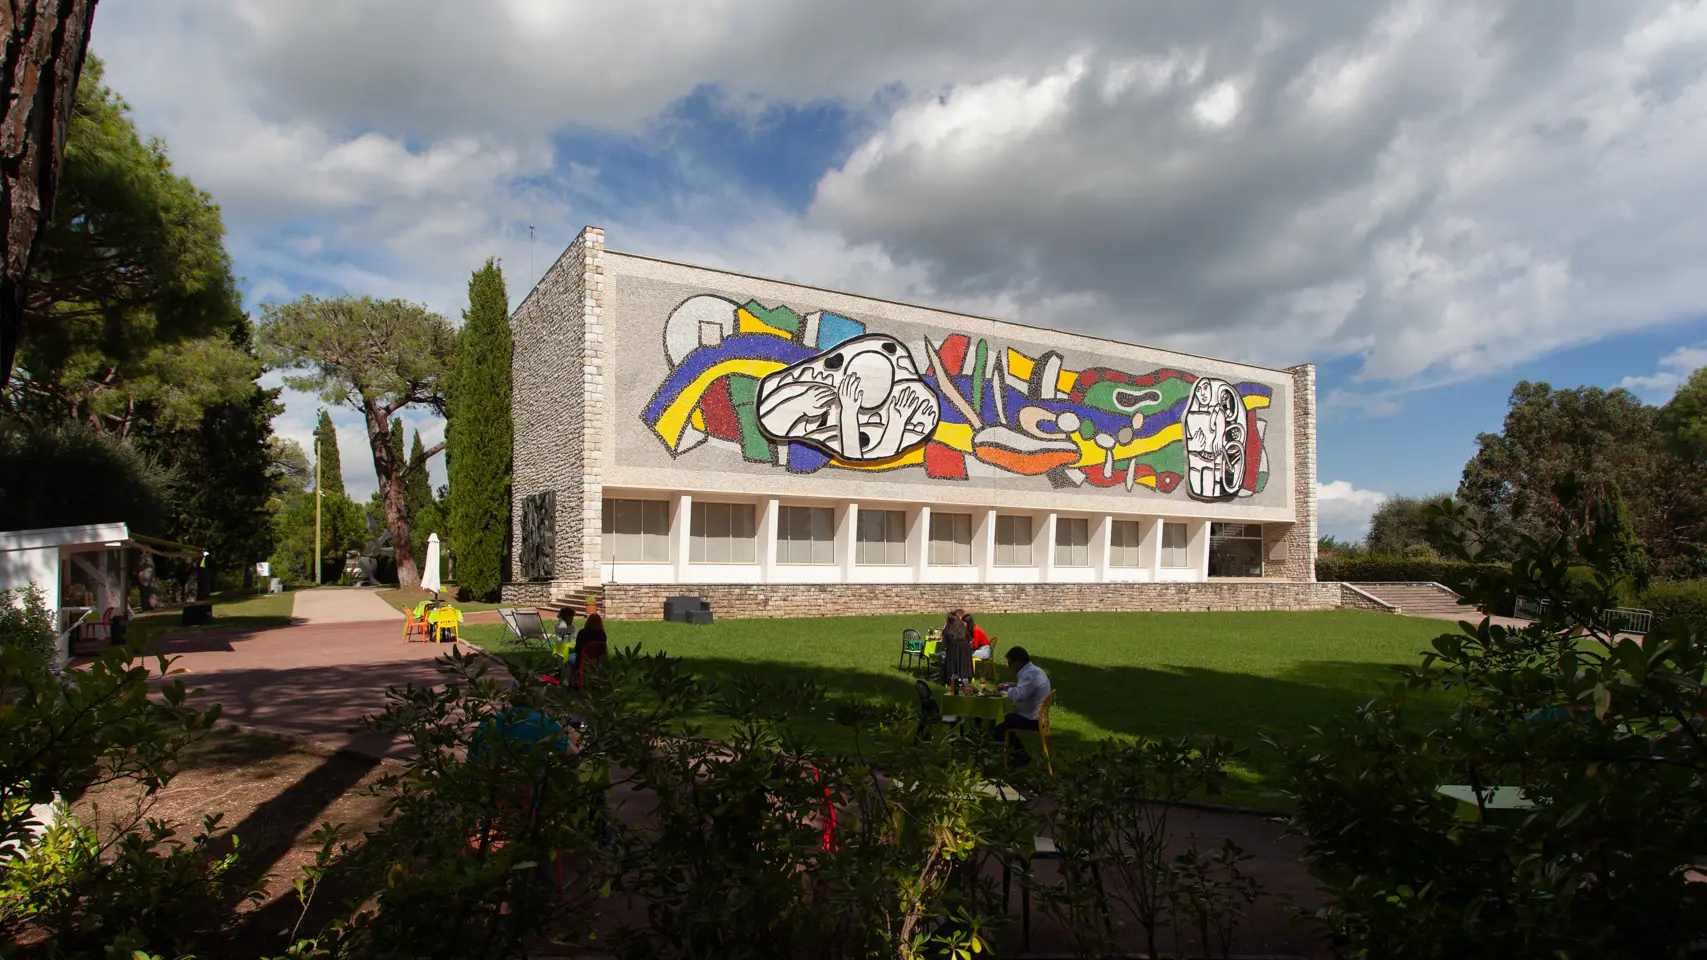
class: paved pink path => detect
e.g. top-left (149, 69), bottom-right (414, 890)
top-left (146, 620), bottom-right (461, 759)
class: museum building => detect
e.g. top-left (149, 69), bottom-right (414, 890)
top-left (504, 227), bottom-right (1329, 619)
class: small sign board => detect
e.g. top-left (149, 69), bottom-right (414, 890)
top-left (255, 561), bottom-right (271, 577)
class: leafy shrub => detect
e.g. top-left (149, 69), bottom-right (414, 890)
top-left (1313, 555), bottom-right (1496, 586)
top-left (1284, 496), bottom-right (1707, 958)
top-left (0, 643), bottom-right (225, 956)
top-left (1641, 579), bottom-right (1707, 632)
top-left (0, 586), bottom-right (57, 673)
top-left (0, 419), bottom-right (177, 534)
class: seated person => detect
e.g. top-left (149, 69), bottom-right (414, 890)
top-left (991, 646), bottom-right (1051, 766)
top-left (555, 607), bottom-right (576, 640)
top-left (966, 615), bottom-right (992, 660)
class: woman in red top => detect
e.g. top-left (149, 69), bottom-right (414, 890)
top-left (965, 615), bottom-right (992, 661)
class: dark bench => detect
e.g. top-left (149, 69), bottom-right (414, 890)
top-left (182, 603), bottom-right (213, 626)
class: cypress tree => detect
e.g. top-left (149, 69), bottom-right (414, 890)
top-left (405, 430), bottom-right (433, 520)
top-left (314, 410), bottom-right (346, 498)
top-left (447, 258), bottom-right (512, 601)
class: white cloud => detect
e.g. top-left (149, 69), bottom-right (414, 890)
top-left (1317, 479), bottom-right (1388, 543)
top-left (1618, 344), bottom-right (1707, 401)
top-left (87, 0), bottom-right (1707, 446)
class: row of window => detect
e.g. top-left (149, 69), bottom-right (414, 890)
top-left (603, 499), bottom-right (1252, 571)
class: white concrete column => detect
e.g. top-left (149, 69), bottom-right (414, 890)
top-left (672, 493), bottom-right (693, 584)
top-left (1188, 519), bottom-right (1210, 581)
top-left (976, 508), bottom-right (997, 583)
top-left (838, 503), bottom-right (858, 582)
top-left (1040, 512), bottom-right (1057, 581)
top-left (1144, 517), bottom-right (1164, 578)
top-left (759, 498), bottom-right (779, 584)
top-left (1092, 514), bottom-right (1111, 583)
top-left (912, 505), bottom-right (931, 580)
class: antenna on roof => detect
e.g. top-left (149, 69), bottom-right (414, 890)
top-left (529, 224), bottom-right (536, 280)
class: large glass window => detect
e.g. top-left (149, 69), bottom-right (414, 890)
top-left (1209, 522), bottom-right (1264, 578)
top-left (994, 515), bottom-right (1033, 566)
top-left (1160, 522), bottom-right (1190, 569)
top-left (857, 509), bottom-right (907, 566)
top-left (602, 499), bottom-right (670, 563)
top-left (1053, 517), bottom-right (1090, 567)
top-left (1110, 520), bottom-right (1144, 568)
top-left (689, 501), bottom-right (757, 564)
top-left (929, 512), bottom-right (973, 566)
top-left (778, 505), bottom-right (836, 565)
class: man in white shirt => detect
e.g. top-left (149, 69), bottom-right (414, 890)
top-left (993, 646), bottom-right (1051, 766)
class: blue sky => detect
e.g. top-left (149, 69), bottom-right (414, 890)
top-left (93, 1), bottom-right (1707, 540)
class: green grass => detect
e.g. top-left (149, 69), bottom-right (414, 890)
top-left (126, 589), bottom-right (296, 649)
top-left (461, 609), bottom-right (1460, 810)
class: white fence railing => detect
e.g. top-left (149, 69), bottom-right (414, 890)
top-left (1513, 597), bottom-right (1653, 635)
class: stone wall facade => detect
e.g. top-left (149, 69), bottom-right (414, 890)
top-left (602, 580), bottom-right (1344, 621)
top-left (504, 227), bottom-right (601, 604)
top-left (1281, 363), bottom-right (1318, 582)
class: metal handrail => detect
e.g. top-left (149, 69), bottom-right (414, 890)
top-left (1513, 596), bottom-right (1652, 635)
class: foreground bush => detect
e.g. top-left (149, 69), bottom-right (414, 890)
top-left (1283, 496), bottom-right (1707, 959)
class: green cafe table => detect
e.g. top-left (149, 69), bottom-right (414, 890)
top-left (939, 690), bottom-right (1010, 723)
top-left (1435, 784), bottom-right (1534, 823)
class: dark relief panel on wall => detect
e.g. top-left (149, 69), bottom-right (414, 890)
top-left (519, 491), bottom-right (556, 581)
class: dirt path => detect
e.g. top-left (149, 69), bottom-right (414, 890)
top-left (148, 619), bottom-right (454, 759)
top-left (290, 587), bottom-right (404, 624)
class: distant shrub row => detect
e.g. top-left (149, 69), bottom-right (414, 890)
top-left (1314, 556), bottom-right (1496, 586)
top-left (1642, 580), bottom-right (1707, 631)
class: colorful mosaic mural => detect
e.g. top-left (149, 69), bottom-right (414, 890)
top-left (641, 295), bottom-right (1274, 501)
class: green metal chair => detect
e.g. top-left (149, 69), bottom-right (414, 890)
top-left (899, 628), bottom-right (925, 670)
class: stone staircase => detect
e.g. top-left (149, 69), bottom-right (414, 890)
top-left (547, 585), bottom-right (606, 616)
top-left (1347, 582), bottom-right (1471, 618)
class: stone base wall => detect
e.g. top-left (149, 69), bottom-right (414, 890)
top-left (1337, 582), bottom-right (1398, 612)
top-left (501, 580), bottom-right (559, 606)
top-left (601, 581), bottom-right (1345, 620)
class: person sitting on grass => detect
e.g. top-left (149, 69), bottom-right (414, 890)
top-left (991, 646), bottom-right (1051, 767)
top-left (966, 614), bottom-right (992, 661)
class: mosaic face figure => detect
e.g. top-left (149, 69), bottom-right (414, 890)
top-left (755, 334), bottom-right (940, 461)
top-left (1183, 377), bottom-right (1247, 502)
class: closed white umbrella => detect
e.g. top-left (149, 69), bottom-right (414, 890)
top-left (422, 532), bottom-right (443, 596)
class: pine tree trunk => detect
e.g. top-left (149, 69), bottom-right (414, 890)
top-left (0, 0), bottom-right (99, 390)
top-left (363, 401), bottom-right (419, 586)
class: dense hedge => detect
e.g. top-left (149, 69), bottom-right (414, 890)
top-left (1315, 556), bottom-right (1496, 586)
top-left (1640, 580), bottom-right (1707, 631)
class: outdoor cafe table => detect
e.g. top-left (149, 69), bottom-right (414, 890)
top-left (938, 690), bottom-right (1009, 723)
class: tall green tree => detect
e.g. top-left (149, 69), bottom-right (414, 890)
top-left (8, 55), bottom-right (249, 433)
top-left (1365, 493), bottom-right (1454, 556)
top-left (313, 409), bottom-right (345, 499)
top-left (1660, 367), bottom-right (1707, 467)
top-left (447, 259), bottom-right (512, 601)
top-left (0, 0), bottom-right (100, 389)
top-left (257, 296), bottom-right (454, 587)
top-left (1461, 380), bottom-right (1707, 579)
top-left (135, 316), bottom-right (280, 581)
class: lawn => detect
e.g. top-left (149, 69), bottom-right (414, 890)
top-left (126, 589), bottom-right (297, 649)
top-left (461, 609), bottom-right (1461, 810)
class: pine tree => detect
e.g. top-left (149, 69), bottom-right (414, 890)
top-left (314, 410), bottom-right (345, 498)
top-left (447, 259), bottom-right (512, 601)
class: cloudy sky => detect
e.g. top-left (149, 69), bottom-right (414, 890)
top-left (96, 0), bottom-right (1707, 541)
